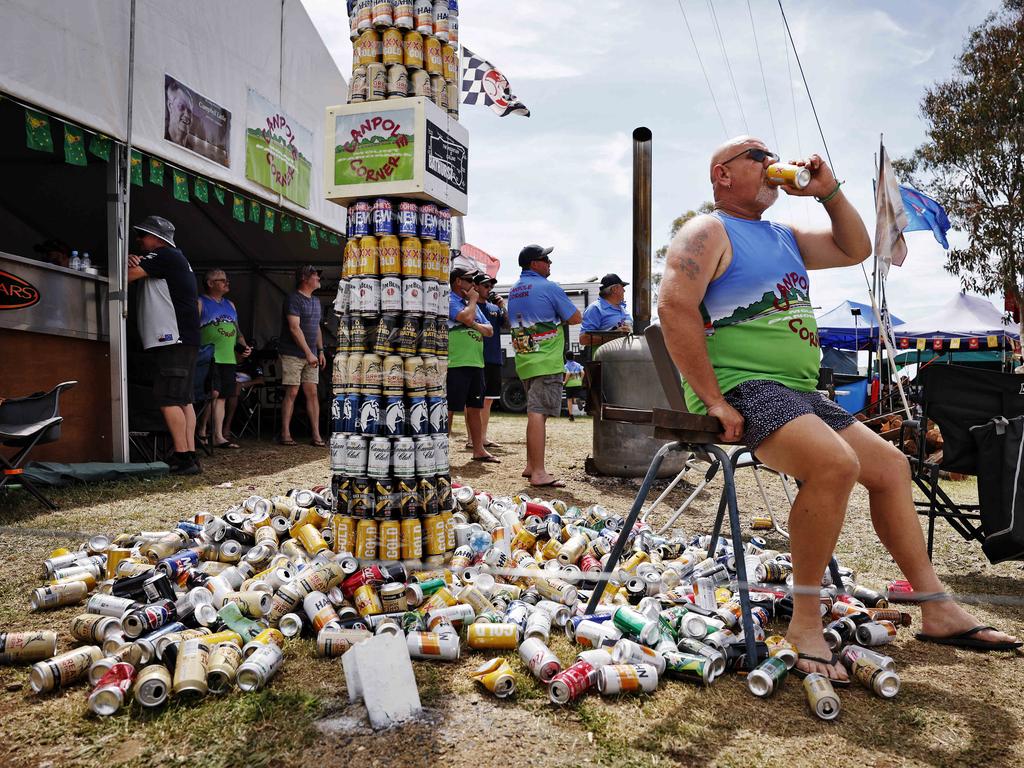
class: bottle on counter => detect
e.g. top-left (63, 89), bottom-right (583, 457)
top-left (70, 250), bottom-right (81, 270)
top-left (81, 252), bottom-right (91, 271)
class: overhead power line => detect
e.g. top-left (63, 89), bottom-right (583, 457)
top-left (778, 0), bottom-right (835, 174)
top-left (675, 0), bottom-right (729, 138)
top-left (746, 0), bottom-right (781, 153)
top-left (706, 0), bottom-right (750, 134)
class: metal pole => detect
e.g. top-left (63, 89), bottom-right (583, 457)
top-left (632, 127), bottom-right (652, 332)
top-left (108, 0), bottom-right (136, 462)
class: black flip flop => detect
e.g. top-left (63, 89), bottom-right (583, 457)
top-left (915, 625), bottom-right (1023, 652)
top-left (792, 652), bottom-right (851, 687)
top-left (530, 479), bottom-right (566, 488)
top-left (213, 441), bottom-right (241, 450)
top-left (471, 455), bottom-right (501, 463)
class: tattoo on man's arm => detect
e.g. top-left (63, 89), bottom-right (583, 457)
top-left (681, 257), bottom-right (700, 280)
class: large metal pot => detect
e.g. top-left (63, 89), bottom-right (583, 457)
top-left (590, 335), bottom-right (687, 478)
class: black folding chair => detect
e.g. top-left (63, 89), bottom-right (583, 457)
top-left (0, 381), bottom-right (77, 509)
top-left (900, 364), bottom-right (1024, 557)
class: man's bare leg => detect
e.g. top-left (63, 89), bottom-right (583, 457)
top-left (839, 421), bottom-right (1019, 645)
top-left (280, 385), bottom-right (299, 442)
top-left (526, 412), bottom-right (559, 485)
top-left (755, 414), bottom-right (860, 682)
top-left (302, 382), bottom-right (321, 443)
top-left (161, 405), bottom-right (189, 453)
top-left (466, 407), bottom-right (495, 460)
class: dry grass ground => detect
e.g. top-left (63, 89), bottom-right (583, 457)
top-left (1, 413), bottom-right (1022, 768)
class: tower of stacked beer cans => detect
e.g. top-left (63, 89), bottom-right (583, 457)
top-left (347, 0), bottom-right (460, 118)
top-left (331, 0), bottom-right (460, 569)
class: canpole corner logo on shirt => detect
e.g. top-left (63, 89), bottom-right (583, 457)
top-left (0, 270), bottom-right (40, 310)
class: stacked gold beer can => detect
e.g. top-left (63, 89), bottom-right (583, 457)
top-left (347, 0), bottom-right (460, 117)
top-left (331, 198), bottom-right (456, 568)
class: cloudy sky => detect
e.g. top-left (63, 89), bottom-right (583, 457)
top-left (302, 0), bottom-right (1004, 322)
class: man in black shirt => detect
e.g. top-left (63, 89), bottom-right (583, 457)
top-left (127, 215), bottom-right (202, 475)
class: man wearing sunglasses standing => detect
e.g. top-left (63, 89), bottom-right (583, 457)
top-left (278, 265), bottom-right (326, 447)
top-left (508, 245), bottom-right (582, 487)
top-left (659, 137), bottom-right (1020, 684)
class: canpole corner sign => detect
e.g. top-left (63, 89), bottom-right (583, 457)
top-left (0, 270), bottom-right (40, 310)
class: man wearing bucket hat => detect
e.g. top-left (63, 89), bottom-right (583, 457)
top-left (127, 215), bottom-right (201, 475)
top-left (580, 273), bottom-right (633, 346)
top-left (448, 257), bottom-right (497, 463)
top-left (659, 136), bottom-right (1020, 683)
top-left (507, 245), bottom-right (581, 487)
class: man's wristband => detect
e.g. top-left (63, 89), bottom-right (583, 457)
top-left (816, 180), bottom-right (843, 204)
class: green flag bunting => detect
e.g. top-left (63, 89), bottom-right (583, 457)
top-left (281, 215), bottom-right (292, 233)
top-left (194, 177), bottom-right (208, 203)
top-left (309, 226), bottom-right (319, 249)
top-left (295, 219), bottom-right (304, 233)
top-left (130, 151), bottom-right (143, 186)
top-left (232, 195), bottom-right (245, 222)
top-left (149, 158), bottom-right (164, 186)
top-left (329, 233), bottom-right (340, 246)
top-left (172, 169), bottom-right (189, 202)
top-left (264, 208), bottom-right (275, 233)
top-left (213, 186), bottom-right (226, 205)
top-left (88, 133), bottom-right (112, 162)
top-left (248, 201), bottom-right (261, 223)
top-left (25, 109), bottom-right (53, 152)
top-left (63, 124), bottom-right (87, 166)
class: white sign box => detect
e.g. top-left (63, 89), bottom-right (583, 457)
top-left (324, 97), bottom-right (469, 215)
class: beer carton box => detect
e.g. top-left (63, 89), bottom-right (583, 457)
top-left (324, 97), bottom-right (468, 215)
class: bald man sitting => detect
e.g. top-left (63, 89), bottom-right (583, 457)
top-left (659, 136), bottom-right (1020, 683)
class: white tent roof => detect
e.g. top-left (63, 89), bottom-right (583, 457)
top-left (896, 292), bottom-right (1018, 338)
top-left (0, 0), bottom-right (347, 232)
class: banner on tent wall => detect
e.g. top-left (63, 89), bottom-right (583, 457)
top-left (164, 74), bottom-right (231, 167)
top-left (245, 88), bottom-right (313, 209)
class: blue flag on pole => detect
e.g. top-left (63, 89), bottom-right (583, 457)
top-left (899, 185), bottom-right (951, 249)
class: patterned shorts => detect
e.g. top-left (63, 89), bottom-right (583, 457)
top-left (724, 379), bottom-right (857, 455)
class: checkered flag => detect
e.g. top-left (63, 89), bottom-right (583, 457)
top-left (461, 47), bottom-right (531, 117)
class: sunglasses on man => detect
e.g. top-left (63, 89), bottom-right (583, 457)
top-left (720, 147), bottom-right (780, 166)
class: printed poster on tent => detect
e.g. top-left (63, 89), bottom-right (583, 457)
top-left (164, 75), bottom-right (231, 167)
top-left (245, 89), bottom-right (313, 208)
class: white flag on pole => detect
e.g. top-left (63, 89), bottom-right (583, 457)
top-left (874, 147), bottom-right (908, 279)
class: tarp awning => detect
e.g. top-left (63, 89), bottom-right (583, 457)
top-left (815, 300), bottom-right (904, 351)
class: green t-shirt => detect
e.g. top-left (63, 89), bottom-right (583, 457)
top-left (199, 295), bottom-right (238, 364)
top-left (683, 212), bottom-right (821, 413)
top-left (447, 293), bottom-right (486, 368)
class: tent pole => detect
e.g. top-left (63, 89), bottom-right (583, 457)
top-left (108, 0), bottom-right (136, 463)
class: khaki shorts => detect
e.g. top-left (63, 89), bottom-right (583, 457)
top-left (523, 373), bottom-right (563, 416)
top-left (280, 354), bottom-right (319, 386)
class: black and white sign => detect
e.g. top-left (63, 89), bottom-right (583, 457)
top-left (425, 120), bottom-right (468, 195)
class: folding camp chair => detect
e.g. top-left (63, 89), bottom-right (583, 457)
top-left (584, 325), bottom-right (762, 667)
top-left (899, 364), bottom-right (1024, 558)
top-left (192, 344), bottom-right (215, 457)
top-left (0, 381), bottom-right (77, 509)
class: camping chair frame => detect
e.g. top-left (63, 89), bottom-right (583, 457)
top-left (898, 364), bottom-right (1024, 558)
top-left (0, 381), bottom-right (77, 510)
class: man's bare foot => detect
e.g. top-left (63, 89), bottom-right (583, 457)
top-left (786, 626), bottom-right (848, 683)
top-left (920, 598), bottom-right (1021, 645)
top-left (522, 468), bottom-right (532, 478)
top-left (529, 472), bottom-right (566, 488)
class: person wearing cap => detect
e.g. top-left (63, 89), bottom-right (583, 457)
top-left (127, 215), bottom-right (201, 475)
top-left (507, 245), bottom-right (582, 487)
top-left (448, 261), bottom-right (498, 463)
top-left (563, 350), bottom-right (586, 422)
top-left (580, 273), bottom-right (633, 346)
top-left (278, 265), bottom-right (325, 447)
top-left (33, 238), bottom-right (71, 269)
top-left (473, 271), bottom-right (507, 450)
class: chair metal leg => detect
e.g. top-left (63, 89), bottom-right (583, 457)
top-left (653, 461), bottom-right (721, 535)
top-left (17, 476), bottom-right (58, 510)
top-left (640, 460), bottom-right (692, 523)
top-left (705, 444), bottom-right (758, 670)
top-left (584, 442), bottom-right (682, 615)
